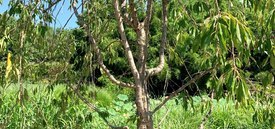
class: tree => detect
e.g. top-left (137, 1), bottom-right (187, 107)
top-left (1, 0), bottom-right (274, 129)
top-left (70, 0), bottom-right (169, 128)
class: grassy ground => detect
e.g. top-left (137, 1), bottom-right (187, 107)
top-left (0, 83), bottom-right (273, 129)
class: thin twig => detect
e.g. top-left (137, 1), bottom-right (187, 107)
top-left (120, 0), bottom-right (134, 27)
top-left (70, 83), bottom-right (129, 129)
top-left (152, 68), bottom-right (214, 114)
top-left (157, 106), bottom-right (170, 129)
top-left (215, 0), bottom-right (221, 13)
top-left (42, 0), bottom-right (62, 13)
top-left (199, 90), bottom-right (214, 129)
top-left (183, 62), bottom-right (201, 94)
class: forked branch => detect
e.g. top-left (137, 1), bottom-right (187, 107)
top-left (129, 0), bottom-right (139, 28)
top-left (43, 0), bottom-right (62, 13)
top-left (113, 0), bottom-right (140, 81)
top-left (146, 0), bottom-right (168, 77)
top-left (71, 0), bottom-right (135, 89)
top-left (120, 0), bottom-right (134, 27)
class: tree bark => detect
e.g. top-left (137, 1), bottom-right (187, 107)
top-left (19, 30), bottom-right (26, 105)
top-left (135, 82), bottom-right (153, 129)
top-left (135, 27), bottom-right (153, 129)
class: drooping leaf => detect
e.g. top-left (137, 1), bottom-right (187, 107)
top-left (218, 24), bottom-right (227, 51)
top-left (236, 23), bottom-right (242, 42)
top-left (270, 52), bottom-right (275, 69)
top-left (5, 52), bottom-right (12, 80)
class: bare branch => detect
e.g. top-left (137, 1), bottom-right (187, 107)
top-left (144, 0), bottom-right (153, 29)
top-left (71, 0), bottom-right (135, 89)
top-left (113, 0), bottom-right (140, 82)
top-left (157, 106), bottom-right (170, 129)
top-left (120, 0), bottom-right (134, 27)
top-left (70, 85), bottom-right (98, 111)
top-left (152, 68), bottom-right (214, 114)
top-left (81, 0), bottom-right (84, 13)
top-left (215, 0), bottom-right (221, 13)
top-left (129, 0), bottom-right (139, 28)
top-left (146, 0), bottom-right (168, 77)
top-left (42, 0), bottom-right (62, 13)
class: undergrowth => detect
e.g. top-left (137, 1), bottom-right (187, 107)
top-left (0, 83), bottom-right (272, 129)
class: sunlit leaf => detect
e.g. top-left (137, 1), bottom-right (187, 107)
top-left (5, 52), bottom-right (12, 80)
top-left (236, 23), bottom-right (242, 42)
top-left (117, 94), bottom-right (128, 101)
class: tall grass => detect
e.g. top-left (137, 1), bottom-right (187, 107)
top-left (0, 83), bottom-right (272, 129)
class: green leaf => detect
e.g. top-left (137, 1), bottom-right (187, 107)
top-left (216, 76), bottom-right (224, 98)
top-left (182, 97), bottom-right (188, 111)
top-left (117, 94), bottom-right (128, 101)
top-left (236, 81), bottom-right (243, 103)
top-left (38, 25), bottom-right (48, 37)
top-left (206, 78), bottom-right (215, 89)
top-left (201, 29), bottom-right (213, 47)
top-left (236, 23), bottom-right (242, 42)
top-left (123, 103), bottom-right (133, 111)
top-left (226, 71), bottom-right (235, 93)
top-left (107, 108), bottom-right (117, 116)
top-left (218, 24), bottom-right (227, 51)
top-left (114, 101), bottom-right (124, 107)
top-left (218, 17), bottom-right (228, 26)
top-left (263, 72), bottom-right (274, 87)
top-left (245, 31), bottom-right (252, 48)
top-left (242, 81), bottom-right (248, 98)
top-left (270, 52), bottom-right (275, 69)
top-left (229, 18), bottom-right (236, 35)
top-left (271, 10), bottom-right (275, 30)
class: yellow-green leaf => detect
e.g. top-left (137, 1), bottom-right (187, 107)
top-left (5, 52), bottom-right (12, 79)
top-left (236, 23), bottom-right (242, 42)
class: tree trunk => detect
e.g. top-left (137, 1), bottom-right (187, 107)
top-left (135, 25), bottom-right (153, 129)
top-left (135, 81), bottom-right (153, 129)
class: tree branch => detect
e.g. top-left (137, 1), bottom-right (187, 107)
top-left (71, 0), bottom-right (135, 89)
top-left (143, 0), bottom-right (153, 29)
top-left (120, 0), bottom-right (134, 27)
top-left (129, 0), bottom-right (139, 28)
top-left (42, 0), bottom-right (62, 13)
top-left (113, 0), bottom-right (140, 82)
top-left (146, 0), bottom-right (168, 77)
top-left (215, 0), bottom-right (221, 13)
top-left (152, 68), bottom-right (214, 114)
